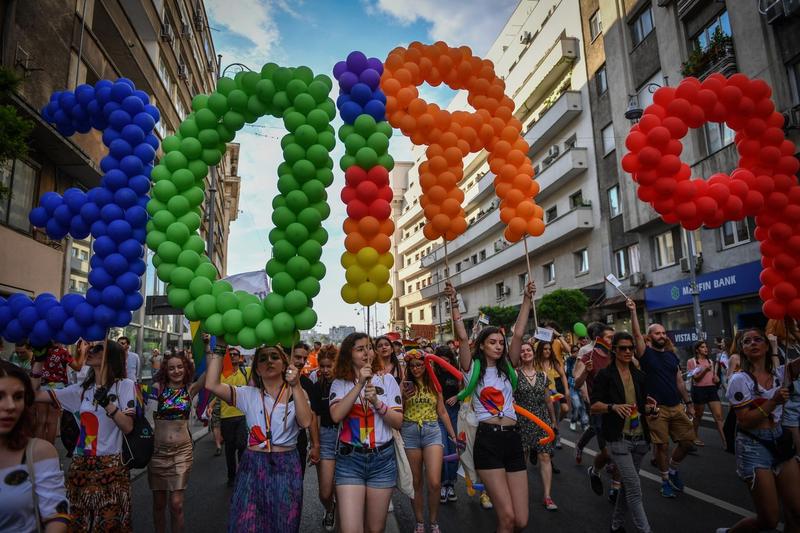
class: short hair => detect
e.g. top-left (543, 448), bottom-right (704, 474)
top-left (544, 320), bottom-right (561, 331)
top-left (598, 325), bottom-right (615, 337)
top-left (586, 322), bottom-right (604, 340)
top-left (293, 342), bottom-right (310, 353)
top-left (314, 341), bottom-right (322, 347)
top-left (117, 336), bottom-right (130, 343)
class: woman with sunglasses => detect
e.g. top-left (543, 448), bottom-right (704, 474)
top-left (590, 332), bottom-right (656, 533)
top-left (206, 344), bottom-right (312, 532)
top-left (148, 347), bottom-right (207, 533)
top-left (0, 361), bottom-right (70, 532)
top-left (446, 279), bottom-right (535, 533)
top-left (329, 332), bottom-right (403, 533)
top-left (401, 349), bottom-right (457, 533)
top-left (32, 340), bottom-right (135, 532)
top-left (309, 344), bottom-right (339, 532)
top-left (716, 328), bottom-right (800, 533)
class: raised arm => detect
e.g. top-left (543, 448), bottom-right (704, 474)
top-left (203, 334), bottom-right (233, 404)
top-left (445, 281), bottom-right (472, 372)
top-left (508, 280), bottom-right (536, 367)
top-left (627, 299), bottom-right (646, 358)
top-left (188, 369), bottom-right (207, 398)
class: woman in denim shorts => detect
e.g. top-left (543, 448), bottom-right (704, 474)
top-left (717, 328), bottom-right (800, 533)
top-left (309, 345), bottom-right (339, 532)
top-left (401, 350), bottom-right (457, 533)
top-left (330, 333), bottom-right (403, 533)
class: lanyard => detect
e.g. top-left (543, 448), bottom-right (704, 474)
top-left (260, 383), bottom-right (286, 452)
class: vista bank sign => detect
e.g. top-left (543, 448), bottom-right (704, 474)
top-left (645, 261), bottom-right (762, 312)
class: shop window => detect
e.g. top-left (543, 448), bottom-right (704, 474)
top-left (543, 262), bottom-right (556, 284)
top-left (596, 64), bottom-right (608, 95)
top-left (0, 159), bottom-right (39, 232)
top-left (575, 249), bottom-right (589, 274)
top-left (720, 220), bottom-right (750, 248)
top-left (608, 185), bottom-right (621, 217)
top-left (602, 123), bottom-right (615, 155)
top-left (631, 6), bottom-right (654, 47)
top-left (653, 230), bottom-right (676, 269)
top-left (590, 10), bottom-right (603, 41)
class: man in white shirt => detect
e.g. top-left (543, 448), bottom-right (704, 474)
top-left (118, 336), bottom-right (140, 383)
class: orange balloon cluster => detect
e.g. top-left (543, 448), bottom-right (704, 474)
top-left (382, 41), bottom-right (544, 242)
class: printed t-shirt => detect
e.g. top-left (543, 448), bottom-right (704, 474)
top-left (233, 384), bottom-right (302, 448)
top-left (687, 358), bottom-right (715, 387)
top-left (220, 366), bottom-right (251, 418)
top-left (329, 374), bottom-right (402, 448)
top-left (41, 346), bottom-right (73, 385)
top-left (50, 378), bottom-right (136, 456)
top-left (640, 347), bottom-right (682, 406)
top-left (404, 387), bottom-right (438, 424)
top-left (726, 367), bottom-right (785, 422)
top-left (622, 374), bottom-right (643, 436)
top-left (463, 362), bottom-right (516, 422)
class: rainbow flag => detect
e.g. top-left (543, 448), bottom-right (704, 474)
top-left (189, 321), bottom-right (215, 375)
top-left (549, 389), bottom-right (566, 402)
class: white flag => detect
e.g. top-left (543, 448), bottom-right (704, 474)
top-left (605, 273), bottom-right (622, 288)
top-left (534, 327), bottom-right (554, 342)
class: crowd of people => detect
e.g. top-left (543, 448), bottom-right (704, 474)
top-left (1, 278), bottom-right (800, 533)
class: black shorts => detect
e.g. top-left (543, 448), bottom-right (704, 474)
top-left (691, 385), bottom-right (720, 405)
top-left (473, 424), bottom-right (526, 472)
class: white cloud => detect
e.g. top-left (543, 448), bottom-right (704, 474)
top-left (366, 0), bottom-right (518, 56)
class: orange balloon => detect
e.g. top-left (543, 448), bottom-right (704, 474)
top-left (504, 189), bottom-right (525, 207)
top-left (508, 216), bottom-right (526, 236)
top-left (423, 224), bottom-right (439, 240)
top-left (450, 217), bottom-right (467, 235)
top-left (429, 156), bottom-right (448, 174)
top-left (343, 218), bottom-right (358, 234)
top-left (428, 185), bottom-right (448, 203)
top-left (441, 198), bottom-right (461, 216)
top-left (369, 234), bottom-right (391, 254)
top-left (408, 98), bottom-right (427, 117)
top-left (379, 219), bottom-right (395, 236)
top-left (432, 214), bottom-right (450, 232)
top-left (500, 207), bottom-right (515, 224)
top-left (419, 171), bottom-right (437, 190)
top-left (359, 216), bottom-right (380, 238)
top-left (513, 174), bottom-right (532, 191)
top-left (528, 218), bottom-right (545, 237)
top-left (516, 200), bottom-right (535, 219)
top-left (345, 232), bottom-right (366, 253)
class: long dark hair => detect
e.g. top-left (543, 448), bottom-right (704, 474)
top-left (375, 335), bottom-right (400, 379)
top-left (533, 341), bottom-right (552, 372)
top-left (334, 332), bottom-right (382, 381)
top-left (250, 346), bottom-right (288, 392)
top-left (692, 340), bottom-right (708, 361)
top-left (405, 350), bottom-right (434, 394)
top-left (154, 350), bottom-right (195, 389)
top-left (472, 326), bottom-right (513, 385)
top-left (738, 327), bottom-right (775, 375)
top-left (82, 340), bottom-right (127, 393)
top-left (0, 361), bottom-right (35, 450)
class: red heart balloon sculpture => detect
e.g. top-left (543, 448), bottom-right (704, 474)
top-left (621, 73), bottom-right (800, 320)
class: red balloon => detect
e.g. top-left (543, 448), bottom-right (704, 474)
top-left (356, 181), bottom-right (379, 202)
top-left (368, 199), bottom-right (391, 220)
top-left (346, 200), bottom-right (368, 219)
top-left (345, 166), bottom-right (367, 186)
top-left (763, 299), bottom-right (785, 319)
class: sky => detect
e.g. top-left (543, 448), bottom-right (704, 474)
top-left (205, 0), bottom-right (518, 335)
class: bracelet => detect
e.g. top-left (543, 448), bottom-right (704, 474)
top-left (106, 407), bottom-right (119, 418)
top-left (376, 402), bottom-right (388, 416)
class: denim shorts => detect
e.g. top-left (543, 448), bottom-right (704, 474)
top-left (400, 421), bottom-right (442, 449)
top-left (735, 426), bottom-right (796, 484)
top-left (320, 425), bottom-right (338, 460)
top-left (335, 441), bottom-right (397, 488)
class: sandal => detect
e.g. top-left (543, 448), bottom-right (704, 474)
top-left (693, 439), bottom-right (705, 447)
top-left (414, 522), bottom-right (425, 533)
top-left (430, 524), bottom-right (441, 533)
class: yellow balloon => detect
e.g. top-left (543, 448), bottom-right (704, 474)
top-left (345, 265), bottom-right (367, 285)
top-left (377, 252), bottom-right (394, 269)
top-left (368, 264), bottom-right (390, 286)
top-left (356, 247), bottom-right (379, 268)
top-left (377, 283), bottom-right (393, 303)
top-left (341, 252), bottom-right (357, 269)
top-left (341, 284), bottom-right (358, 304)
top-left (358, 282), bottom-right (378, 306)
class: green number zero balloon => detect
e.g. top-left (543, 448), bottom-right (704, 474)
top-left (145, 64), bottom-right (336, 348)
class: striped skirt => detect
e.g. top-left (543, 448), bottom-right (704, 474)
top-left (66, 454), bottom-right (131, 532)
top-left (229, 449), bottom-right (303, 533)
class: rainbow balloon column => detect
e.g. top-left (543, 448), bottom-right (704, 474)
top-left (334, 52), bottom-right (395, 307)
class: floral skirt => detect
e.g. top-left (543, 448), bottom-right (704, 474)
top-left (229, 449), bottom-right (302, 533)
top-left (66, 454), bottom-right (131, 532)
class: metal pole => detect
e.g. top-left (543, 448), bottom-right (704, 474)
top-left (436, 269), bottom-right (444, 344)
top-left (685, 230), bottom-right (704, 339)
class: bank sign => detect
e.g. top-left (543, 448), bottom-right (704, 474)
top-left (645, 261), bottom-right (762, 312)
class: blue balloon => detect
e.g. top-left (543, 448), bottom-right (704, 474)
top-left (359, 68), bottom-right (381, 90)
top-left (46, 219), bottom-right (68, 240)
top-left (372, 90), bottom-right (387, 105)
top-left (75, 84), bottom-right (95, 105)
top-left (117, 78), bottom-right (135, 89)
top-left (18, 306), bottom-right (40, 329)
top-left (100, 203), bottom-right (124, 223)
top-left (128, 175), bottom-right (150, 196)
top-left (122, 95), bottom-right (145, 115)
top-left (145, 133), bottom-right (160, 150)
top-left (364, 100), bottom-right (386, 122)
top-left (133, 143), bottom-right (156, 164)
top-left (85, 288), bottom-right (102, 307)
top-left (133, 90), bottom-right (150, 105)
top-left (109, 138), bottom-right (133, 159)
top-left (114, 187), bottom-right (138, 208)
top-left (88, 267), bottom-right (114, 289)
top-left (8, 293), bottom-right (33, 315)
top-left (41, 191), bottom-right (63, 214)
top-left (117, 272), bottom-right (141, 293)
top-left (45, 306), bottom-right (69, 330)
top-left (125, 205), bottom-right (148, 228)
top-left (119, 238), bottom-right (143, 260)
top-left (120, 155), bottom-right (144, 177)
top-left (91, 187), bottom-right (114, 207)
top-left (70, 216), bottom-right (91, 239)
top-left (70, 104), bottom-right (88, 122)
top-left (132, 227), bottom-right (146, 242)
top-left (337, 93), bottom-right (352, 108)
top-left (64, 188), bottom-right (87, 211)
top-left (59, 92), bottom-right (77, 111)
top-left (134, 112), bottom-right (156, 133)
top-left (4, 319), bottom-right (25, 343)
top-left (90, 220), bottom-right (108, 237)
top-left (89, 255), bottom-right (103, 271)
top-left (129, 259), bottom-right (146, 276)
top-left (109, 109), bottom-right (132, 130)
top-left (94, 304), bottom-right (116, 327)
top-left (95, 84), bottom-right (112, 104)
top-left (105, 253), bottom-right (129, 276)
top-left (101, 286), bottom-right (126, 309)
top-left (74, 302), bottom-right (95, 326)
top-left (367, 57), bottom-right (384, 74)
top-left (30, 320), bottom-right (53, 348)
top-left (61, 293), bottom-right (84, 314)
top-left (0, 305), bottom-right (12, 329)
top-left (85, 324), bottom-right (106, 341)
top-left (79, 202), bottom-right (101, 224)
top-left (338, 71), bottom-right (358, 93)
top-left (107, 219), bottom-right (132, 242)
top-left (29, 206), bottom-right (48, 227)
top-left (93, 235), bottom-right (116, 257)
top-left (340, 101), bottom-right (363, 124)
top-left (113, 310), bottom-right (133, 327)
top-left (63, 317), bottom-right (84, 340)
top-left (53, 204), bottom-right (72, 226)
top-left (102, 128), bottom-right (121, 146)
top-left (110, 81), bottom-right (134, 103)
top-left (333, 61), bottom-right (348, 79)
top-left (102, 101), bottom-right (121, 117)
top-left (121, 123), bottom-right (145, 145)
top-left (144, 104), bottom-right (160, 123)
top-left (124, 292), bottom-right (144, 311)
top-left (100, 155), bottom-right (120, 172)
top-left (346, 51), bottom-right (368, 74)
top-left (350, 83), bottom-right (372, 105)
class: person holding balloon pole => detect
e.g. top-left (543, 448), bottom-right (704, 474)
top-left (205, 345), bottom-right (312, 533)
top-left (329, 332), bottom-right (403, 533)
top-left (447, 279), bottom-right (535, 533)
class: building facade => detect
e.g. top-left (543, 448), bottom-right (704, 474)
top-left (0, 0), bottom-right (241, 365)
top-left (588, 0), bottom-right (800, 347)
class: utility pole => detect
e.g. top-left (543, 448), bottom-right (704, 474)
top-left (685, 230), bottom-right (704, 340)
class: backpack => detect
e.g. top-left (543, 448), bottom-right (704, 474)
top-left (121, 384), bottom-right (154, 469)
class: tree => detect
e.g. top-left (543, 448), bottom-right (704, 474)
top-left (537, 289), bottom-right (589, 332)
top-left (478, 305), bottom-right (519, 333)
top-left (0, 67), bottom-right (33, 201)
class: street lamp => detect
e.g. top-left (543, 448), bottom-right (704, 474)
top-left (625, 76), bottom-right (704, 340)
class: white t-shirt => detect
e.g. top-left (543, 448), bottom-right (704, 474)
top-left (233, 385), bottom-right (302, 448)
top-left (50, 378), bottom-right (136, 456)
top-left (126, 351), bottom-right (140, 382)
top-left (329, 374), bottom-right (402, 447)
top-left (0, 456), bottom-right (69, 532)
top-left (463, 362), bottom-right (517, 422)
top-left (726, 367), bottom-right (785, 423)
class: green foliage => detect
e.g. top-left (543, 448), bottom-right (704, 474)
top-left (680, 27), bottom-right (733, 78)
top-left (0, 67), bottom-right (33, 192)
top-left (537, 289), bottom-right (589, 331)
top-left (478, 305), bottom-right (519, 332)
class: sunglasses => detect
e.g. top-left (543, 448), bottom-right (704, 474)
top-left (616, 345), bottom-right (635, 352)
top-left (741, 336), bottom-right (765, 346)
top-left (258, 353), bottom-right (282, 363)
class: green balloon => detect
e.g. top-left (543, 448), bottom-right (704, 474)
top-left (309, 262), bottom-right (326, 280)
top-left (285, 222), bottom-right (309, 247)
top-left (202, 148), bottom-right (223, 166)
top-left (195, 262), bottom-right (218, 281)
top-left (217, 123), bottom-right (235, 143)
top-left (194, 108), bottom-right (218, 130)
top-left (152, 210), bottom-right (175, 232)
top-left (573, 322), bottom-right (588, 338)
top-left (338, 125), bottom-right (354, 142)
top-left (292, 159), bottom-right (315, 181)
top-left (164, 151), bottom-right (188, 172)
top-left (272, 195), bottom-right (287, 209)
top-left (184, 301), bottom-right (199, 321)
top-left (283, 144), bottom-right (305, 165)
top-left (316, 168), bottom-right (334, 187)
top-left (310, 227), bottom-right (328, 245)
top-left (318, 100), bottom-right (336, 120)
top-left (151, 165), bottom-right (171, 182)
top-left (165, 222), bottom-right (190, 244)
top-left (211, 280), bottom-right (233, 296)
top-left (145, 230), bottom-right (166, 252)
top-left (293, 93), bottom-right (315, 114)
top-left (294, 307), bottom-right (317, 331)
top-left (306, 144), bottom-right (330, 168)
top-left (183, 187), bottom-right (205, 207)
top-left (222, 309), bottom-right (244, 333)
top-left (189, 277), bottom-right (214, 299)
top-left (207, 93), bottom-right (228, 117)
top-left (156, 263), bottom-right (176, 283)
top-left (298, 207), bottom-right (322, 229)
top-left (272, 312), bottom-right (295, 336)
top-left (277, 175), bottom-right (300, 196)
top-left (344, 134), bottom-right (366, 155)
top-left (217, 77), bottom-right (236, 95)
top-left (157, 241), bottom-right (181, 263)
top-left (313, 74), bottom-right (333, 92)
top-left (285, 190), bottom-right (309, 212)
top-left (266, 259), bottom-right (285, 277)
top-left (183, 235), bottom-right (206, 254)
top-left (227, 89), bottom-right (248, 112)
top-left (284, 289), bottom-right (308, 315)
top-left (238, 327), bottom-right (258, 349)
top-left (177, 249), bottom-right (201, 270)
top-left (286, 79), bottom-right (308, 101)
top-left (256, 79), bottom-right (275, 104)
top-left (177, 212), bottom-right (201, 233)
top-left (242, 303), bottom-right (265, 328)
top-left (167, 195), bottom-right (190, 217)
top-left (367, 132), bottom-right (390, 154)
top-left (286, 256), bottom-right (311, 280)
top-left (307, 81), bottom-right (329, 104)
top-left (283, 111), bottom-right (306, 132)
top-left (198, 128), bottom-right (220, 148)
top-left (168, 288), bottom-right (192, 309)
top-left (298, 240), bottom-right (323, 263)
top-left (224, 332), bottom-right (239, 346)
top-left (270, 206), bottom-right (294, 228)
top-left (317, 131), bottom-right (336, 151)
top-left (188, 159), bottom-right (209, 180)
top-left (171, 168), bottom-right (194, 191)
top-left (294, 66), bottom-right (314, 85)
top-left (273, 68), bottom-right (293, 90)
top-left (296, 276), bottom-right (320, 298)
top-left (280, 133), bottom-right (296, 150)
top-left (236, 291), bottom-right (260, 309)
top-left (153, 180), bottom-right (177, 203)
top-left (260, 62), bottom-right (278, 80)
top-left (179, 119), bottom-right (199, 139)
top-left (170, 266), bottom-right (194, 288)
top-left (273, 240), bottom-right (296, 262)
top-left (340, 155), bottom-right (356, 171)
top-left (247, 95), bottom-right (268, 116)
top-left (255, 319), bottom-right (276, 344)
top-left (272, 272), bottom-right (296, 295)
top-left (312, 201), bottom-right (331, 220)
top-left (263, 293), bottom-right (284, 317)
top-left (376, 121), bottom-right (393, 138)
top-left (354, 114), bottom-right (377, 137)
top-left (241, 71), bottom-right (261, 94)
top-left (277, 162), bottom-right (292, 176)
top-left (268, 228), bottom-right (286, 245)
top-left (306, 109), bottom-right (330, 132)
top-left (162, 135), bottom-right (181, 153)
top-left (223, 111), bottom-right (245, 132)
top-left (272, 91), bottom-right (290, 112)
top-left (355, 147), bottom-right (378, 168)
top-left (377, 153), bottom-right (394, 170)
top-left (216, 291), bottom-right (239, 314)
top-left (204, 313), bottom-right (225, 335)
top-left (301, 179), bottom-right (325, 203)
top-left (294, 125), bottom-right (318, 147)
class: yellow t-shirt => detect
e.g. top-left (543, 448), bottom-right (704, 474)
top-left (551, 339), bottom-right (565, 368)
top-left (220, 366), bottom-right (251, 419)
top-left (403, 388), bottom-right (438, 424)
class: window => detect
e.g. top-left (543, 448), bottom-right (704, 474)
top-left (0, 159), bottom-right (38, 232)
top-left (456, 262), bottom-right (462, 273)
top-left (629, 243), bottom-right (641, 273)
top-left (518, 273), bottom-right (528, 293)
top-left (575, 249), bottom-right (589, 274)
top-left (471, 254), bottom-right (478, 265)
top-left (601, 123), bottom-right (615, 155)
top-left (704, 122), bottom-right (734, 154)
top-left (653, 231), bottom-right (676, 268)
top-left (631, 7), bottom-right (654, 46)
top-left (569, 191), bottom-right (584, 209)
top-left (788, 59), bottom-right (800, 105)
top-left (408, 313), bottom-right (413, 323)
top-left (419, 309), bottom-right (424, 320)
top-left (496, 282), bottom-right (506, 300)
top-left (543, 262), bottom-right (556, 284)
top-left (565, 134), bottom-right (578, 150)
top-left (416, 281), bottom-right (421, 290)
top-left (545, 206), bottom-right (558, 222)
top-left (590, 10), bottom-right (603, 41)
top-left (614, 248), bottom-right (629, 278)
top-left (596, 64), bottom-right (608, 95)
top-left (479, 250), bottom-right (486, 261)
top-left (693, 11), bottom-right (730, 52)
top-left (608, 185), bottom-right (621, 217)
top-left (721, 220), bottom-right (750, 248)
top-left (432, 305), bottom-right (437, 319)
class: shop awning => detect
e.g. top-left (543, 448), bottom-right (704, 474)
top-left (593, 288), bottom-right (646, 308)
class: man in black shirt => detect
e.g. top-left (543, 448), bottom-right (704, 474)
top-left (291, 343), bottom-right (320, 475)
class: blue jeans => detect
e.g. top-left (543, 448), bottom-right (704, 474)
top-left (439, 402), bottom-right (459, 487)
top-left (335, 442), bottom-right (397, 488)
top-left (570, 388), bottom-right (589, 426)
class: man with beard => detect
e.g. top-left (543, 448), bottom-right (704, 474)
top-left (628, 299), bottom-right (695, 498)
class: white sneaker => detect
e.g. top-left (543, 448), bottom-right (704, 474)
top-left (569, 422), bottom-right (577, 431)
top-left (388, 500), bottom-right (394, 512)
top-left (440, 486), bottom-right (448, 503)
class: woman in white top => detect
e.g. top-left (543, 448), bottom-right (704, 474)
top-left (32, 339), bottom-right (135, 532)
top-left (446, 279), bottom-right (536, 533)
top-left (0, 361), bottom-right (70, 532)
top-left (206, 344), bottom-right (312, 533)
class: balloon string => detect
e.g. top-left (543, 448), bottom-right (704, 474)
top-left (443, 238), bottom-right (455, 339)
top-left (523, 238), bottom-right (538, 329)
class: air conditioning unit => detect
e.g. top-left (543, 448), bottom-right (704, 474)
top-left (543, 145), bottom-right (560, 164)
top-left (177, 63), bottom-right (188, 80)
top-left (519, 31), bottom-right (533, 45)
top-left (160, 23), bottom-right (174, 43)
top-left (493, 240), bottom-right (505, 252)
top-left (630, 272), bottom-right (646, 287)
top-left (533, 164), bottom-right (541, 175)
top-left (503, 286), bottom-right (511, 296)
top-left (181, 23), bottom-right (192, 38)
top-left (783, 105), bottom-right (800, 130)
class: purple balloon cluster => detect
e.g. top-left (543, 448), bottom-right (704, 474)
top-left (0, 79), bottom-right (159, 347)
top-left (333, 51), bottom-right (386, 124)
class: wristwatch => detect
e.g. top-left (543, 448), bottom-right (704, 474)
top-left (607, 403), bottom-right (614, 413)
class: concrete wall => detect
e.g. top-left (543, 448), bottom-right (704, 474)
top-left (0, 226), bottom-right (64, 297)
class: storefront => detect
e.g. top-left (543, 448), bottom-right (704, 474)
top-left (644, 261), bottom-right (763, 355)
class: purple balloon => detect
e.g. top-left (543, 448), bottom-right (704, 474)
top-left (346, 51), bottom-right (368, 74)
top-left (333, 61), bottom-right (348, 80)
top-left (359, 69), bottom-right (381, 90)
top-left (339, 71), bottom-right (359, 93)
top-left (367, 58), bottom-right (384, 75)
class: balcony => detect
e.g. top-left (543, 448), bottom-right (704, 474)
top-left (70, 256), bottom-right (89, 273)
top-left (463, 170), bottom-right (496, 210)
top-left (398, 201), bottom-right (424, 230)
top-left (398, 225), bottom-right (428, 255)
top-left (398, 260), bottom-right (421, 281)
top-left (514, 37), bottom-right (579, 119)
top-left (398, 290), bottom-right (424, 308)
top-left (534, 147), bottom-right (588, 202)
top-left (421, 206), bottom-right (502, 268)
top-left (681, 32), bottom-right (737, 80)
top-left (525, 90), bottom-right (583, 158)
